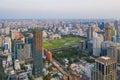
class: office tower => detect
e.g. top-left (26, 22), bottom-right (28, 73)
top-left (112, 36), bottom-right (116, 43)
top-left (111, 26), bottom-right (117, 37)
top-left (17, 44), bottom-right (31, 62)
top-left (107, 45), bottom-right (120, 65)
top-left (107, 46), bottom-right (116, 58)
top-left (2, 23), bottom-right (4, 28)
top-left (4, 37), bottom-right (11, 52)
top-left (87, 40), bottom-right (93, 53)
top-left (5, 27), bottom-right (10, 35)
top-left (91, 56), bottom-right (117, 80)
top-left (118, 24), bottom-right (120, 33)
top-left (79, 40), bottom-right (86, 51)
top-left (93, 37), bottom-right (102, 57)
top-left (11, 30), bottom-right (19, 40)
top-left (105, 26), bottom-right (112, 41)
top-left (32, 28), bottom-right (43, 79)
top-left (14, 41), bottom-right (24, 59)
top-left (98, 22), bottom-right (104, 30)
top-left (101, 41), bottom-right (115, 56)
top-left (15, 33), bottom-right (25, 43)
top-left (25, 37), bottom-right (33, 57)
top-left (87, 27), bottom-right (91, 40)
top-left (7, 54), bottom-right (12, 66)
top-left (4, 43), bottom-right (9, 52)
top-left (24, 44), bottom-right (31, 58)
top-left (117, 46), bottom-right (120, 65)
top-left (116, 33), bottom-right (120, 43)
top-left (0, 54), bottom-right (8, 80)
top-left (87, 26), bottom-right (95, 40)
top-left (114, 20), bottom-right (119, 31)
top-left (93, 32), bottom-right (103, 57)
top-left (14, 60), bottom-right (21, 70)
top-left (0, 36), bottom-right (4, 48)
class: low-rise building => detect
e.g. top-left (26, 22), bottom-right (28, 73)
top-left (44, 50), bottom-right (53, 61)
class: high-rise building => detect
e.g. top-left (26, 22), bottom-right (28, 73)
top-left (5, 27), bottom-right (10, 35)
top-left (98, 22), bottom-right (104, 30)
top-left (93, 32), bottom-right (103, 57)
top-left (4, 43), bottom-right (9, 52)
top-left (87, 26), bottom-right (95, 40)
top-left (107, 46), bottom-right (116, 58)
top-left (17, 44), bottom-right (31, 62)
top-left (87, 40), bottom-right (93, 53)
top-left (116, 33), bottom-right (120, 43)
top-left (4, 37), bottom-right (11, 52)
top-left (32, 28), bottom-right (43, 79)
top-left (101, 41), bottom-right (115, 56)
top-left (91, 56), bottom-right (117, 80)
top-left (2, 23), bottom-right (4, 28)
top-left (0, 36), bottom-right (4, 48)
top-left (114, 20), bottom-right (119, 31)
top-left (79, 40), bottom-right (86, 51)
top-left (14, 60), bottom-right (21, 70)
top-left (105, 26), bottom-right (112, 41)
top-left (107, 45), bottom-right (120, 65)
top-left (25, 37), bottom-right (33, 57)
top-left (111, 26), bottom-right (117, 37)
top-left (117, 46), bottom-right (120, 65)
top-left (11, 30), bottom-right (19, 40)
top-left (14, 42), bottom-right (24, 59)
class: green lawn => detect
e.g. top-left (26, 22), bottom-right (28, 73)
top-left (43, 37), bottom-right (83, 49)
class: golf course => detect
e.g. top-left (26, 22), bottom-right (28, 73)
top-left (43, 37), bottom-right (84, 49)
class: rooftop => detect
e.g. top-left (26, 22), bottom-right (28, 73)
top-left (96, 56), bottom-right (117, 66)
top-left (34, 28), bottom-right (42, 32)
top-left (101, 56), bottom-right (110, 60)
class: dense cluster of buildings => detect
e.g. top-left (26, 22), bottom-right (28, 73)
top-left (84, 20), bottom-right (120, 80)
top-left (0, 19), bottom-right (120, 80)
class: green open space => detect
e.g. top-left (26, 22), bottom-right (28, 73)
top-left (52, 47), bottom-right (87, 65)
top-left (43, 37), bottom-right (84, 49)
top-left (51, 47), bottom-right (95, 67)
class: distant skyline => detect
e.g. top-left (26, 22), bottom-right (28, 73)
top-left (0, 0), bottom-right (120, 19)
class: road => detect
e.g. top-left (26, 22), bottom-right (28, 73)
top-left (52, 59), bottom-right (69, 76)
top-left (51, 59), bottom-right (74, 80)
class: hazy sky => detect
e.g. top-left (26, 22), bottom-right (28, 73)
top-left (0, 0), bottom-right (120, 19)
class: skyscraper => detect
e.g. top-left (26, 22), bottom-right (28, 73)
top-left (0, 36), bottom-right (4, 48)
top-left (17, 44), bottom-right (31, 62)
top-left (105, 26), bottom-right (112, 41)
top-left (117, 46), bottom-right (120, 65)
top-left (116, 33), bottom-right (120, 43)
top-left (111, 26), bottom-right (117, 37)
top-left (2, 23), bottom-right (4, 28)
top-left (5, 27), bottom-right (10, 35)
top-left (114, 20), bottom-right (119, 31)
top-left (4, 37), bottom-right (11, 52)
top-left (98, 22), bottom-right (104, 30)
top-left (25, 37), bottom-right (33, 57)
top-left (32, 28), bottom-right (43, 79)
top-left (87, 26), bottom-right (95, 40)
top-left (93, 31), bottom-right (103, 57)
top-left (107, 45), bottom-right (120, 65)
top-left (91, 56), bottom-right (117, 80)
top-left (107, 46), bottom-right (116, 59)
